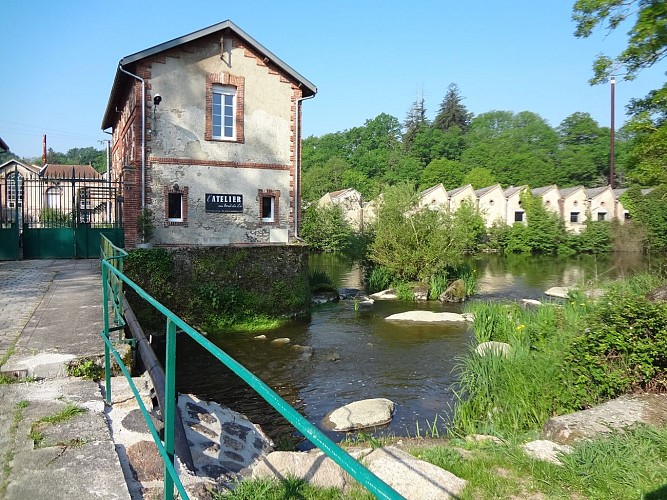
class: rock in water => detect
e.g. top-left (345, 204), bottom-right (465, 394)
top-left (324, 398), bottom-right (395, 431)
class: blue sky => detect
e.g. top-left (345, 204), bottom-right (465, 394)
top-left (1, 0), bottom-right (664, 159)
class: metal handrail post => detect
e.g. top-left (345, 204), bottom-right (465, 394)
top-left (102, 262), bottom-right (112, 403)
top-left (164, 318), bottom-right (177, 500)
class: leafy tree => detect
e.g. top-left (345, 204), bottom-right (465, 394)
top-left (45, 146), bottom-right (107, 172)
top-left (556, 112), bottom-right (611, 186)
top-left (301, 204), bottom-right (354, 253)
top-left (504, 191), bottom-right (566, 254)
top-left (409, 125), bottom-right (467, 165)
top-left (434, 83), bottom-right (472, 132)
top-left (301, 157), bottom-right (350, 201)
top-left (622, 185), bottom-right (667, 252)
top-left (420, 158), bottom-right (468, 189)
top-left (464, 167), bottom-right (496, 189)
top-left (463, 111), bottom-right (558, 186)
top-left (451, 199), bottom-right (487, 252)
top-left (368, 184), bottom-right (467, 281)
top-left (623, 84), bottom-right (667, 185)
top-left (573, 0), bottom-right (667, 84)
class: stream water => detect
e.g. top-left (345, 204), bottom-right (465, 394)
top-left (174, 252), bottom-right (649, 448)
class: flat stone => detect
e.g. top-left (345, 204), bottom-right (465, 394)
top-left (385, 311), bottom-right (467, 323)
top-left (369, 289), bottom-right (398, 300)
top-left (253, 335), bottom-right (267, 340)
top-left (543, 393), bottom-right (667, 445)
top-left (324, 398), bottom-right (395, 431)
top-left (475, 341), bottom-right (511, 357)
top-left (3, 352), bottom-right (76, 379)
top-left (521, 298), bottom-right (542, 308)
top-left (364, 446), bottom-right (467, 499)
top-left (544, 286), bottom-right (570, 298)
top-left (270, 337), bottom-right (290, 345)
top-left (251, 450), bottom-right (359, 491)
top-left (522, 440), bottom-right (572, 464)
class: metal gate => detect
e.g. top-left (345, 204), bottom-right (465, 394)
top-left (0, 172), bottom-right (124, 260)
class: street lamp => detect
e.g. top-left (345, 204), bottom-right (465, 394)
top-left (610, 76), bottom-right (615, 188)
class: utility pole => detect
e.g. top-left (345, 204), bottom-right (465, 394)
top-left (610, 76), bottom-right (615, 188)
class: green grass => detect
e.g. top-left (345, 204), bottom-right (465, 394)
top-left (410, 426), bottom-right (667, 499)
top-left (215, 477), bottom-right (374, 500)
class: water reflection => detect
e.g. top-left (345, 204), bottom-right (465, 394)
top-left (175, 252), bottom-right (650, 447)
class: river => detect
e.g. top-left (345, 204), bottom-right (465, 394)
top-left (174, 252), bottom-right (649, 448)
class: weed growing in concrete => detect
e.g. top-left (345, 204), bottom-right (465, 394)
top-left (0, 401), bottom-right (29, 496)
top-left (29, 403), bottom-right (86, 448)
top-left (66, 359), bottom-right (103, 380)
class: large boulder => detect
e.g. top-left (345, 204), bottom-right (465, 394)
top-left (364, 446), bottom-right (467, 499)
top-left (439, 279), bottom-right (466, 302)
top-left (324, 398), bottom-right (395, 431)
top-left (252, 446), bottom-right (468, 499)
top-left (647, 285), bottom-right (667, 302)
top-left (542, 393), bottom-right (667, 445)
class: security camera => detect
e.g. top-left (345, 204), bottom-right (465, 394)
top-left (153, 94), bottom-right (162, 106)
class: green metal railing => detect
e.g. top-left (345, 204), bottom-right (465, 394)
top-left (100, 236), bottom-right (403, 500)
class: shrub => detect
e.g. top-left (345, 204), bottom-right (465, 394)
top-left (367, 266), bottom-right (395, 294)
top-left (301, 204), bottom-right (354, 252)
top-left (563, 289), bottom-right (667, 406)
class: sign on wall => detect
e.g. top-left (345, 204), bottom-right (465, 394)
top-left (205, 193), bottom-right (243, 213)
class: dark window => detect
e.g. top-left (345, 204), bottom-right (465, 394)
top-left (514, 211), bottom-right (524, 222)
top-left (261, 196), bottom-right (274, 222)
top-left (168, 192), bottom-right (183, 220)
top-left (597, 212), bottom-right (606, 221)
top-left (570, 212), bottom-right (579, 223)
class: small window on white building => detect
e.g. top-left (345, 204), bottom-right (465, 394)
top-left (570, 212), bottom-right (580, 223)
top-left (514, 211), bottom-right (524, 222)
top-left (597, 212), bottom-right (606, 221)
top-left (212, 84), bottom-right (236, 140)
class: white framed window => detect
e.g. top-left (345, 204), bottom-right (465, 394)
top-left (570, 212), bottom-right (580, 223)
top-left (212, 84), bottom-right (236, 140)
top-left (168, 192), bottom-right (183, 222)
top-left (6, 172), bottom-right (23, 208)
top-left (261, 196), bottom-right (275, 223)
top-left (46, 187), bottom-right (62, 209)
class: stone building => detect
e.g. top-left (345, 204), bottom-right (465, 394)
top-left (101, 20), bottom-right (316, 247)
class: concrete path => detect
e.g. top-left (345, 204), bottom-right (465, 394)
top-left (0, 259), bottom-right (131, 499)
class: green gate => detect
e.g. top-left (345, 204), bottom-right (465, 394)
top-left (0, 174), bottom-right (21, 260)
top-left (1, 171), bottom-right (125, 260)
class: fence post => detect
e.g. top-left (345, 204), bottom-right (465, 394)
top-left (164, 318), bottom-right (177, 500)
top-left (102, 262), bottom-right (112, 403)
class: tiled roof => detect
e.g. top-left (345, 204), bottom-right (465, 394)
top-left (560, 186), bottom-right (584, 198)
top-left (40, 164), bottom-right (101, 179)
top-left (474, 184), bottom-right (501, 197)
top-left (103, 20), bottom-right (317, 130)
top-left (504, 185), bottom-right (527, 197)
top-left (531, 185), bottom-right (557, 196)
top-left (447, 184), bottom-right (472, 197)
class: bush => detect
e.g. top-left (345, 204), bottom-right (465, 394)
top-left (367, 265), bottom-right (395, 294)
top-left (563, 289), bottom-right (667, 406)
top-left (301, 204), bottom-right (354, 252)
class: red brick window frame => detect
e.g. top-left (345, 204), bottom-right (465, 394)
top-left (164, 185), bottom-right (188, 227)
top-left (205, 73), bottom-right (245, 143)
top-left (258, 189), bottom-right (280, 226)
